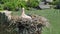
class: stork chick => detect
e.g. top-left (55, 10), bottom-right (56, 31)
top-left (20, 8), bottom-right (32, 20)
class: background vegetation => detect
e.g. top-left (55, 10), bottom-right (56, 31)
top-left (0, 0), bottom-right (60, 11)
top-left (0, 0), bottom-right (40, 11)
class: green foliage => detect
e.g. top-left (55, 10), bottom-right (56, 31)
top-left (0, 0), bottom-right (60, 11)
top-left (53, 0), bottom-right (60, 5)
top-left (27, 0), bottom-right (39, 7)
top-left (3, 0), bottom-right (20, 11)
top-left (0, 0), bottom-right (27, 10)
top-left (0, 0), bottom-right (39, 11)
top-left (0, 4), bottom-right (4, 10)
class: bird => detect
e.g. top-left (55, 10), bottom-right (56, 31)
top-left (20, 8), bottom-right (32, 20)
top-left (3, 10), bottom-right (12, 20)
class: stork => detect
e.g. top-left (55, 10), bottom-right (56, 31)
top-left (20, 8), bottom-right (32, 20)
top-left (3, 10), bottom-right (12, 20)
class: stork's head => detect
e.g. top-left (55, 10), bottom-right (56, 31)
top-left (22, 8), bottom-right (25, 11)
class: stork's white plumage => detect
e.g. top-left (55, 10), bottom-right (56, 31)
top-left (20, 8), bottom-right (32, 20)
top-left (1, 10), bottom-right (12, 20)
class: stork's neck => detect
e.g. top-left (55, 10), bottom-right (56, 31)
top-left (21, 8), bottom-right (25, 15)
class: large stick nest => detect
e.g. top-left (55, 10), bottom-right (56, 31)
top-left (10, 14), bottom-right (50, 34)
top-left (0, 12), bottom-right (50, 34)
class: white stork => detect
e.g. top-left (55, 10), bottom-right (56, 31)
top-left (20, 8), bottom-right (32, 20)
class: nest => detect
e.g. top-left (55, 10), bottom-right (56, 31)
top-left (0, 12), bottom-right (49, 34)
top-left (9, 14), bottom-right (49, 34)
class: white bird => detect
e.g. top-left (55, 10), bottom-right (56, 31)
top-left (20, 8), bottom-right (32, 20)
top-left (3, 10), bottom-right (12, 20)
